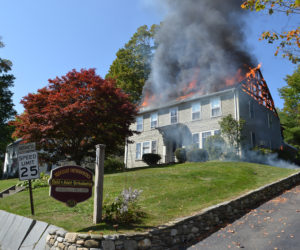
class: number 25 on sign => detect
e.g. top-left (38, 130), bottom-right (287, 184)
top-left (18, 152), bottom-right (40, 181)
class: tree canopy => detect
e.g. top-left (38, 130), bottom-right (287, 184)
top-left (241, 0), bottom-right (300, 63)
top-left (106, 24), bottom-right (158, 103)
top-left (278, 65), bottom-right (300, 149)
top-left (0, 38), bottom-right (16, 173)
top-left (219, 114), bottom-right (245, 152)
top-left (12, 69), bottom-right (137, 165)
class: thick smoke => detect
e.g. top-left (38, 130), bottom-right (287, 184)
top-left (144, 0), bottom-right (256, 105)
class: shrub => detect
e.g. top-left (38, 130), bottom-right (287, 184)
top-left (204, 135), bottom-right (226, 160)
top-left (142, 153), bottom-right (161, 166)
top-left (187, 148), bottom-right (208, 162)
top-left (104, 157), bottom-right (124, 173)
top-left (175, 148), bottom-right (187, 163)
top-left (103, 187), bottom-right (145, 224)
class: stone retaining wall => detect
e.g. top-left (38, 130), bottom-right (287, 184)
top-left (46, 172), bottom-right (300, 250)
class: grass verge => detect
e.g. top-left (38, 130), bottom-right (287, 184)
top-left (0, 178), bottom-right (18, 192)
top-left (0, 161), bottom-right (298, 234)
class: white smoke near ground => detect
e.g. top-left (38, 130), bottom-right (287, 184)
top-left (143, 0), bottom-right (256, 106)
top-left (241, 149), bottom-right (299, 170)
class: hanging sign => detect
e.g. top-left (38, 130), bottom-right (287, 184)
top-left (48, 165), bottom-right (94, 207)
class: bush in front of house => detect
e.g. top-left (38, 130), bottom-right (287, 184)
top-left (204, 135), bottom-right (226, 160)
top-left (104, 157), bottom-right (124, 173)
top-left (103, 187), bottom-right (145, 224)
top-left (187, 148), bottom-right (208, 162)
top-left (175, 148), bottom-right (187, 163)
top-left (142, 153), bottom-right (161, 166)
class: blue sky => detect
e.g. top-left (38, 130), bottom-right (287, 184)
top-left (0, 0), bottom-right (298, 114)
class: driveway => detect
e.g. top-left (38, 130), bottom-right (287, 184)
top-left (187, 185), bottom-right (300, 250)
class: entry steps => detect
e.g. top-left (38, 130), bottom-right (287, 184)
top-left (0, 185), bottom-right (25, 198)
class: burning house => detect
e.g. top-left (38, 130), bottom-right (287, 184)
top-left (124, 0), bottom-right (284, 168)
top-left (124, 65), bottom-right (283, 168)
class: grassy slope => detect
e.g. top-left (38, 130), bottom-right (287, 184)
top-left (0, 162), bottom-right (297, 234)
top-left (0, 178), bottom-right (18, 192)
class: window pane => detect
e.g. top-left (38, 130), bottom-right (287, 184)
top-left (211, 98), bottom-right (220, 108)
top-left (136, 117), bottom-right (143, 131)
top-left (192, 134), bottom-right (200, 148)
top-left (151, 141), bottom-right (157, 154)
top-left (192, 103), bottom-right (201, 120)
top-left (202, 131), bottom-right (212, 148)
top-left (214, 130), bottom-right (221, 135)
top-left (136, 143), bottom-right (141, 159)
top-left (143, 142), bottom-right (150, 154)
top-left (211, 97), bottom-right (221, 117)
top-left (151, 113), bottom-right (158, 128)
top-left (170, 108), bottom-right (178, 124)
top-left (212, 107), bottom-right (221, 117)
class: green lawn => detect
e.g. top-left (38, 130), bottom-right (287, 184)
top-left (0, 178), bottom-right (18, 192)
top-left (0, 162), bottom-right (298, 234)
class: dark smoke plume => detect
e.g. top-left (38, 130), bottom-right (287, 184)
top-left (143, 0), bottom-right (256, 106)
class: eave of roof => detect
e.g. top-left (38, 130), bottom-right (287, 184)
top-left (138, 87), bottom-right (237, 115)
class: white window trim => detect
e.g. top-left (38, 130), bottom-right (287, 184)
top-left (136, 116), bottom-right (143, 132)
top-left (170, 107), bottom-right (178, 124)
top-left (193, 130), bottom-right (220, 149)
top-left (136, 140), bottom-right (158, 160)
top-left (210, 96), bottom-right (222, 118)
top-left (136, 143), bottom-right (142, 160)
top-left (150, 112), bottom-right (158, 129)
top-left (191, 102), bottom-right (201, 121)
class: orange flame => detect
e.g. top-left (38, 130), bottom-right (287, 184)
top-left (140, 63), bottom-right (263, 108)
top-left (246, 63), bottom-right (261, 78)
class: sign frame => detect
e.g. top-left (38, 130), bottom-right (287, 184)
top-left (48, 165), bottom-right (94, 207)
top-left (18, 151), bottom-right (40, 181)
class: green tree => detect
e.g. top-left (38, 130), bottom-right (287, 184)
top-left (0, 38), bottom-right (16, 177)
top-left (241, 0), bottom-right (300, 63)
top-left (106, 24), bottom-right (158, 103)
top-left (278, 65), bottom-right (300, 149)
top-left (219, 114), bottom-right (245, 153)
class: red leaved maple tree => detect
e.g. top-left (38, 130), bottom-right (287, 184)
top-left (12, 69), bottom-right (137, 165)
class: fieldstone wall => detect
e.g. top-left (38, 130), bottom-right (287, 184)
top-left (46, 172), bottom-right (300, 250)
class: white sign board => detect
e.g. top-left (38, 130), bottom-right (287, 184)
top-left (18, 152), bottom-right (40, 181)
top-left (18, 142), bottom-right (36, 154)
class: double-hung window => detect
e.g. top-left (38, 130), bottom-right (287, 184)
top-left (151, 140), bottom-right (157, 154)
top-left (202, 131), bottom-right (212, 148)
top-left (170, 107), bottom-right (178, 124)
top-left (150, 113), bottom-right (158, 129)
top-left (136, 116), bottom-right (143, 132)
top-left (142, 142), bottom-right (151, 155)
top-left (192, 102), bottom-right (201, 120)
top-left (192, 133), bottom-right (200, 148)
top-left (136, 143), bottom-right (142, 160)
top-left (211, 97), bottom-right (221, 117)
top-left (136, 141), bottom-right (157, 160)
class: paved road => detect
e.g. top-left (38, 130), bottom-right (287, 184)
top-left (187, 185), bottom-right (300, 250)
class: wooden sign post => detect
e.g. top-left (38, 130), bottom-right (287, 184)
top-left (93, 144), bottom-right (105, 224)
